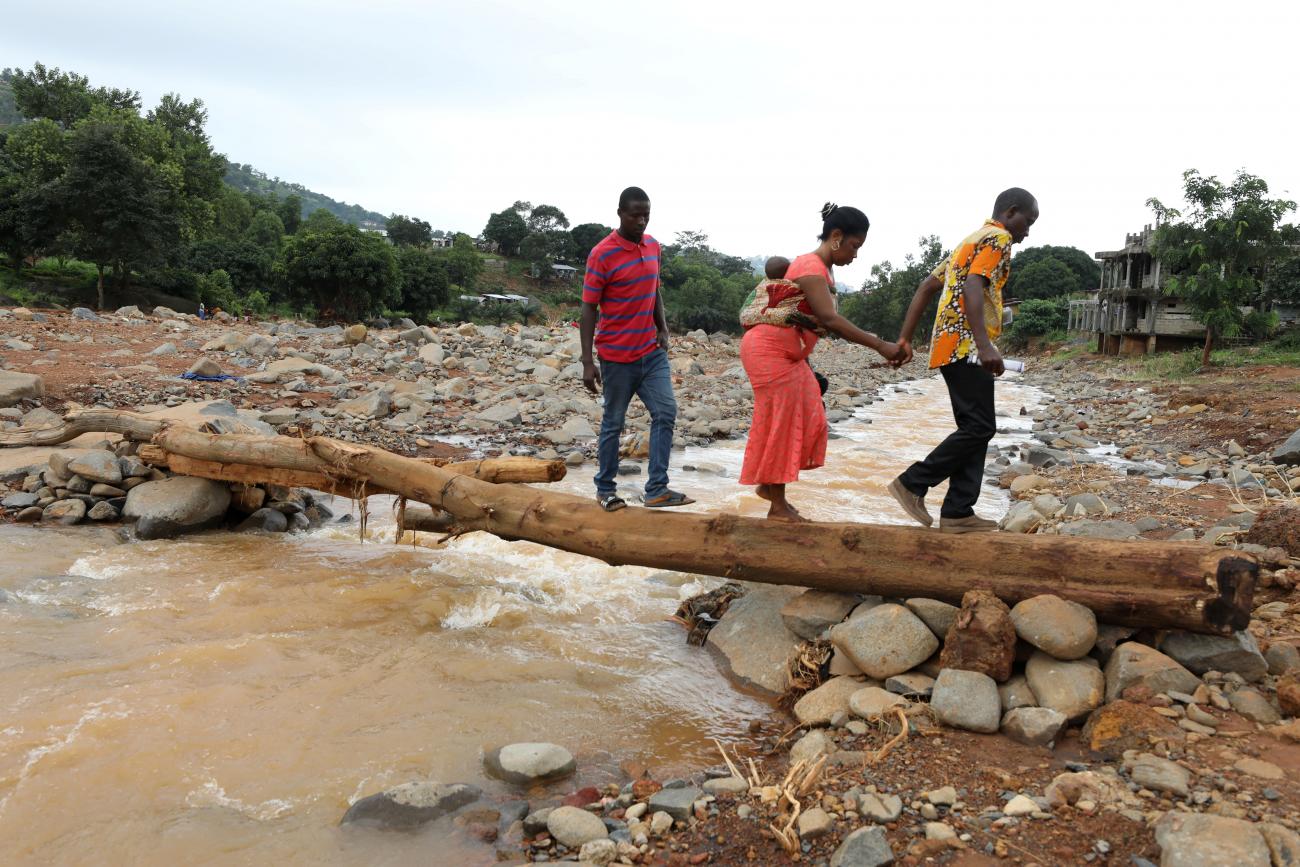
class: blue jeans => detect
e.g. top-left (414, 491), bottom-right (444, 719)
top-left (594, 348), bottom-right (677, 498)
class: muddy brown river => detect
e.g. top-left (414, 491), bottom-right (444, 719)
top-left (0, 376), bottom-right (1043, 865)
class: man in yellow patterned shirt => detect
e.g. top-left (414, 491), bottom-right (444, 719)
top-left (887, 188), bottom-right (1038, 533)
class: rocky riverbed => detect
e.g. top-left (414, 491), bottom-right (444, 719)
top-left (3, 305), bottom-right (1300, 865)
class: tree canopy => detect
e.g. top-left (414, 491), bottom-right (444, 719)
top-left (1005, 245), bottom-right (1098, 300)
top-left (1148, 168), bottom-right (1299, 365)
top-left (385, 213), bottom-right (433, 247)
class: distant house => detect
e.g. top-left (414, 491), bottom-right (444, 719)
top-left (430, 236), bottom-right (454, 248)
top-left (1068, 225), bottom-right (1227, 356)
top-left (550, 263), bottom-right (579, 281)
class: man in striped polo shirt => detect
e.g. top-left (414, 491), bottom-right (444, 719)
top-left (580, 186), bottom-right (693, 512)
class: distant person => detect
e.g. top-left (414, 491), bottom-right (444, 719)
top-left (738, 203), bottom-right (901, 521)
top-left (889, 187), bottom-right (1039, 533)
top-left (198, 302), bottom-right (206, 320)
top-left (580, 186), bottom-right (693, 512)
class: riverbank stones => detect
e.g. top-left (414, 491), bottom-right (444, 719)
top-left (123, 476), bottom-right (231, 539)
top-left (830, 603), bottom-right (938, 680)
top-left (1010, 595), bottom-right (1097, 660)
top-left (648, 786), bottom-right (703, 822)
top-left (1103, 642), bottom-right (1199, 702)
top-left (930, 669), bottom-right (1000, 733)
top-left (830, 825), bottom-right (894, 867)
top-left (483, 742), bottom-right (575, 785)
top-left (1001, 707), bottom-right (1067, 746)
top-left (1159, 630), bottom-right (1268, 682)
top-left (1026, 652), bottom-right (1105, 722)
top-left (340, 781), bottom-right (480, 830)
top-left (546, 805), bottom-right (607, 847)
top-left (794, 676), bottom-right (867, 725)
top-left (66, 450), bottom-right (124, 485)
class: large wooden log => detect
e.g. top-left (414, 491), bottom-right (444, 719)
top-left (5, 410), bottom-right (1257, 633)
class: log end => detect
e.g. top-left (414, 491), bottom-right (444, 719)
top-left (1203, 555), bottom-right (1257, 634)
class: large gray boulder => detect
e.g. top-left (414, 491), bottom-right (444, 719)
top-left (1273, 427), bottom-right (1300, 465)
top-left (1159, 630), bottom-right (1268, 682)
top-left (929, 669), bottom-right (1000, 733)
top-left (0, 371), bottom-right (44, 407)
top-left (123, 476), bottom-right (232, 539)
top-left (1104, 642), bottom-right (1200, 702)
top-left (706, 585), bottom-right (804, 695)
top-left (1025, 651), bottom-right (1104, 722)
top-left (830, 825), bottom-right (895, 866)
top-left (830, 603), bottom-right (938, 680)
top-left (1001, 707), bottom-right (1068, 747)
top-left (781, 590), bottom-right (859, 640)
top-left (1154, 811), bottom-right (1269, 866)
top-left (546, 805), bottom-right (608, 848)
top-left (793, 676), bottom-right (866, 726)
top-left (483, 742), bottom-right (575, 785)
top-left (904, 598), bottom-right (959, 639)
top-left (1009, 594), bottom-right (1097, 660)
top-left (66, 450), bottom-right (124, 486)
top-left (340, 781), bottom-right (480, 829)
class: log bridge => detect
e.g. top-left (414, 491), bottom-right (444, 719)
top-left (2, 410), bottom-right (1256, 635)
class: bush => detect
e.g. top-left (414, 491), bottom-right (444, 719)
top-left (1007, 298), bottom-right (1068, 345)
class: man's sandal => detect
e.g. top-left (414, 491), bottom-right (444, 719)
top-left (643, 490), bottom-right (696, 508)
top-left (598, 494), bottom-right (627, 512)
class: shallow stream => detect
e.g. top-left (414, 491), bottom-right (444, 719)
top-left (0, 374), bottom-right (1044, 865)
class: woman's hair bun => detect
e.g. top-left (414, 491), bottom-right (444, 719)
top-left (820, 202), bottom-right (838, 221)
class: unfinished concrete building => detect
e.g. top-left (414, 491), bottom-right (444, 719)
top-left (1068, 226), bottom-right (1207, 355)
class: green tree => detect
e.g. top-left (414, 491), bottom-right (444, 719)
top-left (1006, 298), bottom-right (1069, 345)
top-left (57, 115), bottom-right (181, 308)
top-left (213, 185), bottom-right (254, 239)
top-left (442, 232), bottom-right (483, 289)
top-left (189, 237), bottom-right (273, 292)
top-left (841, 235), bottom-right (946, 341)
top-left (396, 246), bottom-right (451, 322)
top-left (570, 222), bottom-right (612, 261)
top-left (1004, 245), bottom-right (1099, 298)
top-left (10, 62), bottom-right (140, 128)
top-left (1148, 169), bottom-right (1298, 366)
top-left (277, 194), bottom-right (303, 234)
top-left (146, 93), bottom-right (226, 240)
top-left (385, 213), bottom-right (432, 247)
top-left (519, 230), bottom-right (573, 280)
top-left (278, 220), bottom-right (400, 321)
top-left (0, 118), bottom-right (67, 269)
top-left (1009, 258), bottom-right (1080, 301)
top-left (244, 209), bottom-right (285, 252)
top-left (526, 203), bottom-right (569, 234)
top-left (482, 208), bottom-right (528, 255)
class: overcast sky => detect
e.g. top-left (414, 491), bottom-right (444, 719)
top-left (5, 0), bottom-right (1298, 288)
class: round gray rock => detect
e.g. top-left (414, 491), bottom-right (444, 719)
top-left (1001, 707), bottom-right (1067, 746)
top-left (1009, 594), bottom-right (1098, 660)
top-left (794, 675), bottom-right (866, 725)
top-left (830, 603), bottom-right (938, 680)
top-left (1026, 651), bottom-right (1105, 721)
top-left (546, 805), bottom-right (608, 848)
top-left (67, 450), bottom-right (124, 485)
top-left (483, 742), bottom-right (575, 785)
top-left (849, 686), bottom-right (908, 720)
top-left (830, 825), bottom-right (895, 867)
top-left (42, 498), bottom-right (87, 526)
top-left (930, 668), bottom-right (1000, 733)
top-left (123, 477), bottom-right (231, 540)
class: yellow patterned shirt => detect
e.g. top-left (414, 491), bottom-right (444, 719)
top-left (927, 219), bottom-right (1013, 368)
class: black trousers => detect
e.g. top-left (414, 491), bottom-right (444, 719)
top-left (898, 362), bottom-right (995, 519)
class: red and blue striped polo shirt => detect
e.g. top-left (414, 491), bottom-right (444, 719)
top-left (582, 231), bottom-right (661, 363)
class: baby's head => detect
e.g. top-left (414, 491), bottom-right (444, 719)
top-left (764, 256), bottom-right (790, 280)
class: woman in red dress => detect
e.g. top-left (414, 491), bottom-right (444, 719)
top-left (740, 203), bottom-right (901, 521)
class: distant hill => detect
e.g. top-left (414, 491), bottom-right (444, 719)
top-left (224, 161), bottom-right (387, 227)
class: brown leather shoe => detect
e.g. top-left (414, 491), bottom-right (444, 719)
top-left (888, 477), bottom-right (933, 527)
top-left (939, 515), bottom-right (998, 534)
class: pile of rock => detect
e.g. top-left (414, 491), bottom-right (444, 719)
top-left (708, 585), bottom-right (1298, 749)
top-left (1, 439), bottom-right (337, 539)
